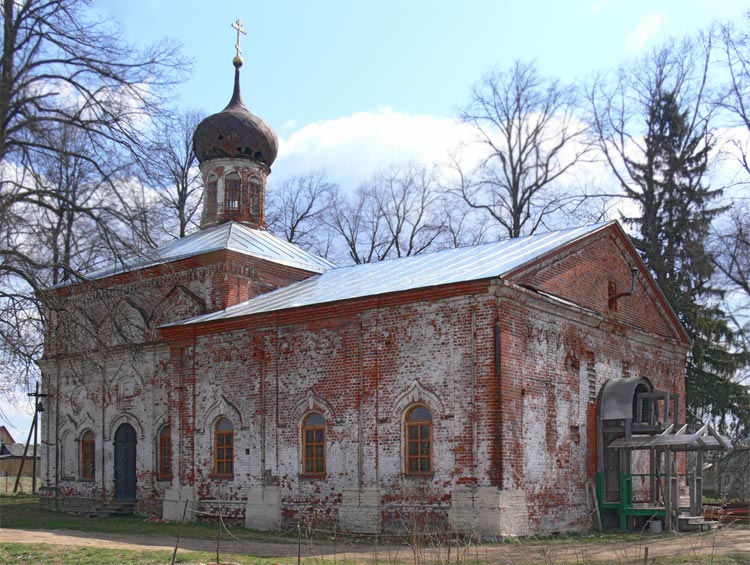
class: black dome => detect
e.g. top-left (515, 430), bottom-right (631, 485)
top-left (193, 59), bottom-right (278, 166)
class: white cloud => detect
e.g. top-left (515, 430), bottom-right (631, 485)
top-left (587, 0), bottom-right (608, 14)
top-left (1, 390), bottom-right (35, 445)
top-left (625, 13), bottom-right (663, 53)
top-left (273, 108), bottom-right (481, 189)
top-left (270, 108), bottom-right (633, 229)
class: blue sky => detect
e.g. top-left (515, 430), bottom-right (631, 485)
top-left (95, 0), bottom-right (744, 127)
top-left (4, 0), bottom-right (747, 445)
top-left (91, 0), bottom-right (748, 188)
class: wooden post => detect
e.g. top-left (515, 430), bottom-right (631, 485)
top-left (664, 447), bottom-right (672, 531)
top-left (32, 383), bottom-right (39, 495)
top-left (297, 523), bottom-right (302, 565)
top-left (216, 512), bottom-right (221, 565)
top-left (171, 499), bottom-right (189, 565)
top-left (588, 481), bottom-right (602, 532)
top-left (13, 414), bottom-right (36, 493)
top-left (14, 382), bottom-right (49, 494)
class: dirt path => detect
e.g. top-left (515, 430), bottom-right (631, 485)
top-left (0, 526), bottom-right (748, 563)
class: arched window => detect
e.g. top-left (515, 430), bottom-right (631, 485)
top-left (81, 431), bottom-right (95, 480)
top-left (249, 177), bottom-right (260, 215)
top-left (225, 175), bottom-right (240, 211)
top-left (158, 426), bottom-right (172, 480)
top-left (206, 177), bottom-right (218, 213)
top-left (405, 405), bottom-right (432, 475)
top-left (302, 412), bottom-right (325, 475)
top-left (214, 417), bottom-right (234, 477)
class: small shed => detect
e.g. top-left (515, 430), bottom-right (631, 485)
top-left (597, 377), bottom-right (731, 531)
top-left (0, 426), bottom-right (41, 481)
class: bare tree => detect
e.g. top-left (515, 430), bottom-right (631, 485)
top-left (590, 33), bottom-right (750, 437)
top-left (712, 204), bottom-right (750, 350)
top-left (266, 171), bottom-right (337, 258)
top-left (714, 14), bottom-right (750, 356)
top-left (370, 162), bottom-right (447, 258)
top-left (25, 126), bottom-right (118, 286)
top-left (588, 36), bottom-right (716, 208)
top-left (0, 0), bottom-right (185, 397)
top-left (141, 109), bottom-right (205, 241)
top-left (718, 13), bottom-right (750, 176)
top-left (327, 182), bottom-right (387, 265)
top-left (440, 195), bottom-right (491, 249)
top-left (713, 205), bottom-right (750, 298)
top-left (457, 60), bottom-right (591, 238)
top-left (0, 0), bottom-right (184, 166)
top-left (327, 163), bottom-right (449, 264)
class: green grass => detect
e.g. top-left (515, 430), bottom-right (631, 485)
top-left (565, 557), bottom-right (749, 565)
top-left (0, 494), bottom-right (296, 543)
top-left (0, 542), bottom-right (277, 565)
top-left (0, 496), bottom-right (678, 549)
top-left (2, 494), bottom-right (749, 565)
top-left (0, 476), bottom-right (34, 494)
top-left (1, 542), bottom-right (747, 565)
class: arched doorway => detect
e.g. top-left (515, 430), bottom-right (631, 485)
top-left (114, 423), bottom-right (137, 501)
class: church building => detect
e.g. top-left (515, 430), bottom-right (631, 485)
top-left (39, 45), bottom-right (716, 537)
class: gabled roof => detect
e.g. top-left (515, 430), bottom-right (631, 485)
top-left (608, 423), bottom-right (732, 452)
top-left (0, 426), bottom-right (15, 445)
top-left (0, 442), bottom-right (33, 457)
top-left (60, 222), bottom-right (335, 286)
top-left (167, 222), bottom-right (615, 327)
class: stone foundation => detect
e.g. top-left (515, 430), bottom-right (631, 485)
top-left (339, 488), bottom-right (381, 533)
top-left (245, 486), bottom-right (280, 530)
top-left (449, 486), bottom-right (530, 540)
top-left (163, 486), bottom-right (197, 522)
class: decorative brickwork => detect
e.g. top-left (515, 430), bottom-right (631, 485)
top-left (40, 222), bottom-right (690, 538)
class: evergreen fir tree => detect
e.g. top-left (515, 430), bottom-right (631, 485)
top-left (624, 90), bottom-right (749, 438)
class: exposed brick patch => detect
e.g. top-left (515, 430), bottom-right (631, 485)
top-left (40, 223), bottom-right (689, 537)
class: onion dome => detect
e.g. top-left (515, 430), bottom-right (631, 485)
top-left (193, 57), bottom-right (278, 167)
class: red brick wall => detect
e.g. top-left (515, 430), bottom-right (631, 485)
top-left (513, 231), bottom-right (683, 343)
top-left (166, 254), bottom-right (687, 534)
top-left (40, 247), bottom-right (319, 509)
top-left (43, 224), bottom-right (689, 536)
top-left (496, 287), bottom-right (686, 532)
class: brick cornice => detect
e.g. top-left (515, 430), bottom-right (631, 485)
top-left (490, 279), bottom-right (689, 354)
top-left (159, 279), bottom-right (492, 340)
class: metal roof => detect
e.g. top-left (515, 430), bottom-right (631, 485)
top-left (67, 222), bottom-right (335, 285)
top-left (168, 221), bottom-right (614, 327)
top-left (608, 423), bottom-right (732, 452)
top-left (0, 442), bottom-right (32, 458)
top-left (601, 377), bottom-right (653, 420)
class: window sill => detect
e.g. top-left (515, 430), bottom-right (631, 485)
top-left (156, 476), bottom-right (173, 482)
top-left (299, 473), bottom-right (327, 480)
top-left (210, 475), bottom-right (234, 481)
top-left (403, 473), bottom-right (434, 479)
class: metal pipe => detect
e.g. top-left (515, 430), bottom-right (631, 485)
top-left (494, 319), bottom-right (502, 488)
top-left (608, 268), bottom-right (639, 310)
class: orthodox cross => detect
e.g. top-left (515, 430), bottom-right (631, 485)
top-left (232, 19), bottom-right (247, 58)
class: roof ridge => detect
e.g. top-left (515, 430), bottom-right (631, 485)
top-left (166, 222), bottom-right (615, 327)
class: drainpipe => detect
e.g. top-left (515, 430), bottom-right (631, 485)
top-left (494, 318), bottom-right (503, 488)
top-left (470, 306), bottom-right (477, 481)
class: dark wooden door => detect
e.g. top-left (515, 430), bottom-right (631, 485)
top-left (114, 423), bottom-right (137, 500)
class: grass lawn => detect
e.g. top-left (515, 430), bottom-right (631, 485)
top-left (2, 494), bottom-right (749, 564)
top-left (0, 494), bottom-right (678, 546)
top-left (0, 542), bottom-right (274, 565)
top-left (1, 541), bottom-right (748, 565)
top-left (0, 494), bottom-right (295, 543)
